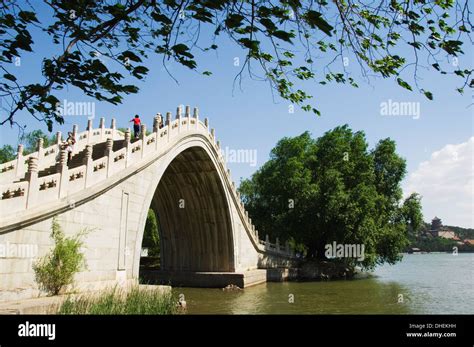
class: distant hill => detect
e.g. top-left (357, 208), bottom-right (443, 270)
top-left (423, 222), bottom-right (474, 240)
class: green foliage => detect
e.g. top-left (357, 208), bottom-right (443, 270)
top-left (1, 0), bottom-right (471, 128)
top-left (402, 193), bottom-right (424, 235)
top-left (143, 209), bottom-right (160, 257)
top-left (33, 218), bottom-right (88, 296)
top-left (239, 126), bottom-right (420, 269)
top-left (410, 237), bottom-right (474, 253)
top-left (20, 129), bottom-right (55, 155)
top-left (0, 144), bottom-right (16, 163)
top-left (59, 286), bottom-right (177, 315)
top-left (0, 129), bottom-right (57, 164)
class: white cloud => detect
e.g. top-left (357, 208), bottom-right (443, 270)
top-left (404, 137), bottom-right (474, 228)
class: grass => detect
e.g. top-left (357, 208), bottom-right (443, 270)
top-left (58, 286), bottom-right (177, 315)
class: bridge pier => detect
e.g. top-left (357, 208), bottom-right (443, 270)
top-left (140, 270), bottom-right (268, 288)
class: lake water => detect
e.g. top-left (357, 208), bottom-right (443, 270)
top-left (173, 253), bottom-right (474, 314)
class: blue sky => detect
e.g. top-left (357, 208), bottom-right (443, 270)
top-left (1, 3), bottom-right (472, 227)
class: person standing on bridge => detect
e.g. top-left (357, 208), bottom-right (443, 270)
top-left (63, 132), bottom-right (76, 164)
top-left (130, 114), bottom-right (141, 139)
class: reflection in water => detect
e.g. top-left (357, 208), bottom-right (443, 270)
top-left (173, 254), bottom-right (474, 314)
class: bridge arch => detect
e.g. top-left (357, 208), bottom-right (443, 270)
top-left (0, 109), bottom-right (295, 301)
top-left (132, 136), bottom-right (236, 277)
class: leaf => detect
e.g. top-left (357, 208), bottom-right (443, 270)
top-left (18, 11), bottom-right (38, 23)
top-left (238, 38), bottom-right (260, 52)
top-left (3, 73), bottom-right (16, 82)
top-left (423, 90), bottom-right (433, 100)
top-left (171, 44), bottom-right (193, 58)
top-left (202, 71), bottom-right (212, 76)
top-left (121, 50), bottom-right (142, 63)
top-left (225, 14), bottom-right (245, 29)
top-left (260, 18), bottom-right (277, 32)
top-left (272, 30), bottom-right (294, 43)
top-left (304, 11), bottom-right (333, 36)
top-left (396, 78), bottom-right (412, 91)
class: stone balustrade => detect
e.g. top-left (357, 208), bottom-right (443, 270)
top-left (0, 118), bottom-right (122, 183)
top-left (0, 106), bottom-right (293, 257)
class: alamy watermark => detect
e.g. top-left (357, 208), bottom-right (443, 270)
top-left (0, 242), bottom-right (38, 258)
top-left (18, 321), bottom-right (55, 341)
top-left (55, 99), bottom-right (96, 120)
top-left (325, 241), bottom-right (365, 261)
top-left (221, 146), bottom-right (257, 167)
top-left (380, 99), bottom-right (420, 119)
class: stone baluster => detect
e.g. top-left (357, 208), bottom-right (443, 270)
top-left (216, 140), bottom-right (220, 151)
top-left (15, 144), bottom-right (25, 179)
top-left (276, 237), bottom-right (280, 252)
top-left (25, 157), bottom-right (39, 208)
top-left (185, 105), bottom-right (191, 130)
top-left (204, 117), bottom-right (209, 129)
top-left (99, 117), bottom-right (105, 140)
top-left (153, 115), bottom-right (160, 133)
top-left (57, 149), bottom-right (68, 198)
top-left (211, 128), bottom-right (215, 143)
top-left (56, 131), bottom-right (62, 145)
top-left (176, 105), bottom-right (182, 119)
top-left (37, 137), bottom-right (44, 160)
top-left (86, 119), bottom-right (93, 143)
top-left (55, 132), bottom-right (62, 159)
top-left (140, 124), bottom-right (147, 158)
top-left (255, 230), bottom-right (259, 242)
top-left (72, 124), bottom-right (78, 145)
top-left (83, 145), bottom-right (93, 187)
top-left (153, 114), bottom-right (160, 150)
top-left (193, 107), bottom-right (199, 129)
top-left (111, 118), bottom-right (116, 139)
top-left (105, 138), bottom-right (114, 176)
top-left (124, 128), bottom-right (131, 167)
top-left (166, 112), bottom-right (171, 142)
top-left (265, 234), bottom-right (270, 249)
top-left (176, 105), bottom-right (182, 132)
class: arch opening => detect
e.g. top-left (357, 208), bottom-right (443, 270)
top-left (140, 146), bottom-right (235, 275)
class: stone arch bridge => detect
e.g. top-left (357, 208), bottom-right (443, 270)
top-left (0, 106), bottom-right (295, 302)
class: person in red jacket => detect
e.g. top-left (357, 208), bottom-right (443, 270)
top-left (130, 115), bottom-right (141, 139)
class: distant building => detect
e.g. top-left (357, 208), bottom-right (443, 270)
top-left (437, 231), bottom-right (456, 239)
top-left (429, 216), bottom-right (459, 239)
top-left (430, 217), bottom-right (442, 233)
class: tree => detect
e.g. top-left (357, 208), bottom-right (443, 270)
top-left (402, 192), bottom-right (424, 235)
top-left (1, 0), bottom-right (472, 130)
top-left (239, 126), bottom-right (421, 269)
top-left (19, 129), bottom-right (56, 154)
top-left (143, 209), bottom-right (160, 257)
top-left (0, 144), bottom-right (16, 163)
top-left (33, 217), bottom-right (87, 295)
top-left (0, 129), bottom-right (57, 164)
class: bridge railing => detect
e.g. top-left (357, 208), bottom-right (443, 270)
top-left (0, 117), bottom-right (122, 183)
top-left (0, 105), bottom-right (294, 258)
